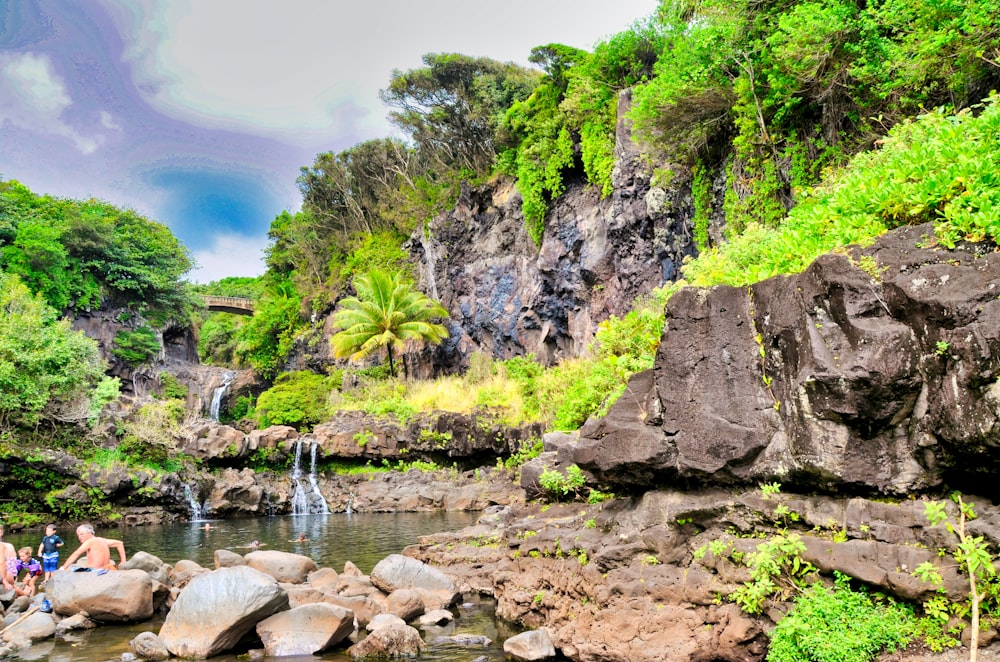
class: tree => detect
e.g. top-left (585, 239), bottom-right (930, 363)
top-left (331, 270), bottom-right (449, 378)
top-left (0, 273), bottom-right (106, 428)
top-left (380, 53), bottom-right (540, 174)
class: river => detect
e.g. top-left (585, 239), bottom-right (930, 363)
top-left (3, 512), bottom-right (519, 661)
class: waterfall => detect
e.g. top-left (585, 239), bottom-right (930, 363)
top-left (419, 230), bottom-right (439, 301)
top-left (290, 439), bottom-right (330, 515)
top-left (209, 371), bottom-right (235, 422)
top-left (182, 483), bottom-right (206, 521)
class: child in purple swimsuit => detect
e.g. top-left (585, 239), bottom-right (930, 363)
top-left (14, 547), bottom-right (42, 597)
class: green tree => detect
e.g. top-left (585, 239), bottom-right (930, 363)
top-left (381, 53), bottom-right (541, 174)
top-left (331, 270), bottom-right (449, 378)
top-left (0, 273), bottom-right (106, 428)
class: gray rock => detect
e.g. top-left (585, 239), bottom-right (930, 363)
top-left (158, 566), bottom-right (289, 658)
top-left (129, 631), bottom-right (170, 660)
top-left (49, 569), bottom-right (153, 622)
top-left (256, 603), bottom-right (354, 655)
top-left (348, 622), bottom-right (425, 658)
top-left (503, 629), bottom-right (556, 661)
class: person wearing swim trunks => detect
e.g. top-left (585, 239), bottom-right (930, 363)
top-left (37, 523), bottom-right (64, 582)
top-left (61, 523), bottom-right (126, 571)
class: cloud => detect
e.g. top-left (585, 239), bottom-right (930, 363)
top-left (189, 232), bottom-right (269, 284)
top-left (0, 52), bottom-right (101, 153)
top-left (102, 0), bottom-right (658, 147)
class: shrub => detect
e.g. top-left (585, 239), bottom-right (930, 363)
top-left (255, 370), bottom-right (334, 430)
top-left (767, 576), bottom-right (916, 662)
top-left (111, 326), bottom-right (161, 367)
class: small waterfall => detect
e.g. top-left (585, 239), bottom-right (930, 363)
top-left (290, 439), bottom-right (330, 515)
top-left (345, 492), bottom-right (354, 515)
top-left (182, 483), bottom-right (206, 521)
top-left (419, 230), bottom-right (439, 301)
top-left (209, 371), bottom-right (235, 422)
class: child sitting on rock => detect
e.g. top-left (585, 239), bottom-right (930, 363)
top-left (14, 547), bottom-right (42, 597)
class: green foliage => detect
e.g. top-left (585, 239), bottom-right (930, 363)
top-left (111, 326), bottom-right (160, 367)
top-left (691, 161), bottom-right (713, 250)
top-left (915, 493), bottom-right (1000, 659)
top-left (630, 0), bottom-right (1000, 242)
top-left (0, 273), bottom-right (107, 428)
top-left (538, 464), bottom-right (586, 501)
top-left (254, 371), bottom-right (335, 430)
top-left (235, 276), bottom-right (305, 380)
top-left (767, 575), bottom-right (916, 662)
top-left (157, 372), bottom-right (188, 400)
top-left (87, 377), bottom-right (121, 428)
top-left (683, 96), bottom-right (1000, 287)
top-left (0, 179), bottom-right (195, 317)
top-left (731, 533), bottom-right (815, 615)
top-left (197, 312), bottom-right (247, 368)
top-left (503, 437), bottom-right (544, 470)
top-left (381, 53), bottom-right (541, 175)
top-left (331, 269), bottom-right (449, 377)
top-left (501, 20), bottom-right (665, 239)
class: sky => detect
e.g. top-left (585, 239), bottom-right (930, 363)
top-left (0, 0), bottom-right (659, 282)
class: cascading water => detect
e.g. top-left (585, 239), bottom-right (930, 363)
top-left (289, 439), bottom-right (330, 515)
top-left (208, 371), bottom-right (235, 422)
top-left (182, 482), bottom-right (206, 521)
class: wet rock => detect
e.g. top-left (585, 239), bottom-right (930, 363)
top-left (54, 612), bottom-right (97, 635)
top-left (348, 621), bottom-right (425, 659)
top-left (0, 610), bottom-right (55, 643)
top-left (158, 566), bottom-right (289, 658)
top-left (129, 631), bottom-right (170, 660)
top-left (503, 629), bottom-right (556, 661)
top-left (213, 549), bottom-right (246, 568)
top-left (245, 550), bottom-right (318, 584)
top-left (256, 603), bottom-right (355, 656)
top-left (417, 608), bottom-right (454, 627)
top-left (370, 554), bottom-right (459, 610)
top-left (49, 569), bottom-right (153, 622)
top-left (385, 588), bottom-right (424, 621)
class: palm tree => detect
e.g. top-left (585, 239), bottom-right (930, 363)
top-left (331, 269), bottom-right (449, 377)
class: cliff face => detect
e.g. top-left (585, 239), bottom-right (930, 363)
top-left (403, 90), bottom-right (696, 375)
top-left (575, 224), bottom-right (1000, 497)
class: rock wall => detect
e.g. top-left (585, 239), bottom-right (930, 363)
top-left (402, 90), bottom-right (696, 376)
top-left (575, 224), bottom-right (1000, 497)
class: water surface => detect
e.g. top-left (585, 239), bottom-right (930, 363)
top-left (4, 512), bottom-right (516, 661)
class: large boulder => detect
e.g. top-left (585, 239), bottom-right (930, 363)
top-left (120, 551), bottom-right (170, 585)
top-left (158, 566), bottom-right (288, 658)
top-left (0, 610), bottom-right (56, 643)
top-left (49, 569), bottom-right (154, 622)
top-left (245, 550), bottom-right (318, 584)
top-left (503, 629), bottom-right (557, 661)
top-left (576, 225), bottom-right (1000, 495)
top-left (255, 603), bottom-right (355, 656)
top-left (370, 554), bottom-right (459, 610)
top-left (348, 621), bottom-right (425, 658)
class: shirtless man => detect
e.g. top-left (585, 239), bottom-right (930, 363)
top-left (0, 524), bottom-right (16, 590)
top-left (61, 524), bottom-right (126, 571)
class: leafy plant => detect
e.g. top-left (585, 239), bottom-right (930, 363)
top-left (915, 493), bottom-right (998, 661)
top-left (767, 574), bottom-right (916, 662)
top-left (331, 269), bottom-right (449, 377)
top-left (538, 464), bottom-right (586, 501)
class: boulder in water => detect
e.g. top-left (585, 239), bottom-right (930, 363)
top-left (255, 603), bottom-right (354, 655)
top-left (49, 569), bottom-right (154, 622)
top-left (158, 566), bottom-right (288, 658)
top-left (245, 550), bottom-right (318, 584)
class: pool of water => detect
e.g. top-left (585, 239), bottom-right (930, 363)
top-left (3, 512), bottom-right (517, 661)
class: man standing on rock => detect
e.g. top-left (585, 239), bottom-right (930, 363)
top-left (61, 524), bottom-right (126, 571)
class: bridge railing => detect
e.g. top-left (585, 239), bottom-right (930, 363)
top-left (200, 295), bottom-right (255, 312)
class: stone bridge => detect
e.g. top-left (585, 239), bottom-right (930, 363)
top-left (201, 295), bottom-right (255, 315)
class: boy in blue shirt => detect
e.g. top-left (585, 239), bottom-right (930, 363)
top-left (37, 523), bottom-right (63, 583)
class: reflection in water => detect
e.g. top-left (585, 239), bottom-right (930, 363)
top-left (5, 512), bottom-right (515, 662)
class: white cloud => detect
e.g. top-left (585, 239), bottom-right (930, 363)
top-left (100, 111), bottom-right (122, 131)
top-left (102, 0), bottom-right (658, 146)
top-left (0, 52), bottom-right (101, 154)
top-left (189, 233), bottom-right (268, 284)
